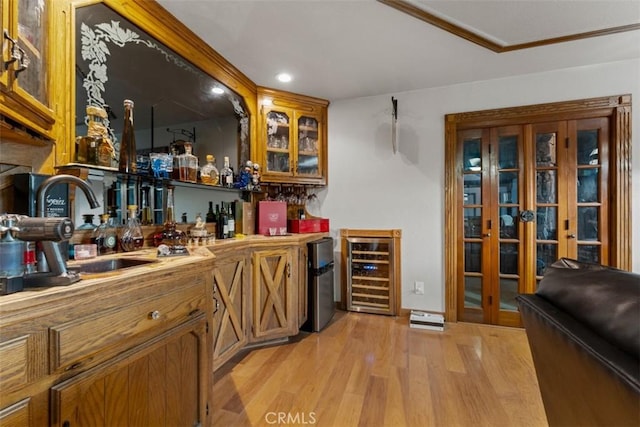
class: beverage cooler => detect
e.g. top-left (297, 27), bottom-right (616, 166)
top-left (302, 237), bottom-right (335, 332)
top-left (341, 229), bottom-right (402, 316)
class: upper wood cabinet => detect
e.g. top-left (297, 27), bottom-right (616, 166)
top-left (257, 87), bottom-right (329, 186)
top-left (0, 0), bottom-right (55, 140)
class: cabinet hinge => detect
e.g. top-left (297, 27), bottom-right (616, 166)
top-left (565, 137), bottom-right (569, 148)
top-left (488, 295), bottom-right (493, 305)
top-left (207, 403), bottom-right (210, 416)
top-left (206, 322), bottom-right (209, 333)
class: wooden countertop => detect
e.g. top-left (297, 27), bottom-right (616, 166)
top-left (0, 232), bottom-right (329, 316)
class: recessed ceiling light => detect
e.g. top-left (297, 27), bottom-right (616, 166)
top-left (211, 87), bottom-right (224, 94)
top-left (276, 73), bottom-right (292, 83)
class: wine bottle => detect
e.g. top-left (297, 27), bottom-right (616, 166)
top-left (220, 202), bottom-right (229, 238)
top-left (118, 99), bottom-right (137, 174)
top-left (227, 202), bottom-right (235, 238)
top-left (206, 201), bottom-right (216, 223)
top-left (215, 204), bottom-right (224, 239)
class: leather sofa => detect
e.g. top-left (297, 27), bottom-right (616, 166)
top-left (516, 258), bottom-right (640, 427)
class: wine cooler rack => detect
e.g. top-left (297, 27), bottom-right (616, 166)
top-left (341, 229), bottom-right (402, 316)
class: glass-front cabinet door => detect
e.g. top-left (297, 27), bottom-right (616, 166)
top-left (264, 107), bottom-right (293, 175)
top-left (295, 113), bottom-right (321, 178)
top-left (0, 0), bottom-right (54, 138)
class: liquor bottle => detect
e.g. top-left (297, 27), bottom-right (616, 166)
top-left (220, 156), bottom-right (234, 188)
top-left (118, 99), bottom-right (137, 174)
top-left (120, 205), bottom-right (144, 252)
top-left (76, 214), bottom-right (97, 230)
top-left (227, 202), bottom-right (235, 238)
top-left (153, 186), bottom-right (187, 254)
top-left (92, 213), bottom-right (117, 255)
top-left (206, 201), bottom-right (216, 223)
top-left (178, 142), bottom-right (198, 183)
top-left (200, 155), bottom-right (219, 185)
top-left (140, 186), bottom-right (153, 225)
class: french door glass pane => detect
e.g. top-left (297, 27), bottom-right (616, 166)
top-left (536, 243), bottom-right (557, 276)
top-left (464, 242), bottom-right (481, 273)
top-left (578, 168), bottom-right (599, 202)
top-left (578, 245), bottom-right (600, 264)
top-left (464, 174), bottom-right (482, 204)
top-left (464, 208), bottom-right (481, 238)
top-left (499, 243), bottom-right (518, 274)
top-left (499, 171), bottom-right (518, 204)
top-left (463, 138), bottom-right (482, 171)
top-left (499, 278), bottom-right (519, 311)
top-left (536, 133), bottom-right (557, 166)
top-left (464, 276), bottom-right (482, 308)
top-left (498, 135), bottom-right (518, 169)
top-left (577, 129), bottom-right (599, 165)
top-left (536, 171), bottom-right (557, 203)
top-left (536, 207), bottom-right (557, 240)
top-left (578, 207), bottom-right (599, 241)
top-left (499, 206), bottom-right (519, 238)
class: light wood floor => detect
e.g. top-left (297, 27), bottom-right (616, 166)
top-left (212, 311), bottom-right (548, 427)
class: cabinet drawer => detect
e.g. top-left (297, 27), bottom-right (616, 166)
top-left (0, 398), bottom-right (30, 427)
top-left (49, 277), bottom-right (206, 372)
top-left (0, 336), bottom-right (28, 392)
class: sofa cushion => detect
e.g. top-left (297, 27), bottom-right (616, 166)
top-left (536, 258), bottom-right (640, 359)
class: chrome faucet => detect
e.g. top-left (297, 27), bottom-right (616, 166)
top-left (23, 174), bottom-right (101, 287)
top-left (36, 174), bottom-right (100, 217)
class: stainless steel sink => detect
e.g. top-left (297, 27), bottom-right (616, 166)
top-left (68, 258), bottom-right (157, 274)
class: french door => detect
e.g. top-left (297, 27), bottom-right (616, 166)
top-left (458, 117), bottom-right (609, 326)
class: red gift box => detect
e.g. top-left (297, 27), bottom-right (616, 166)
top-left (257, 201), bottom-right (288, 235)
top-left (288, 218), bottom-right (330, 233)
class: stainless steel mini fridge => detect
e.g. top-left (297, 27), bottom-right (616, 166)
top-left (302, 237), bottom-right (335, 332)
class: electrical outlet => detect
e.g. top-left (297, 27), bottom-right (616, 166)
top-left (414, 281), bottom-right (425, 295)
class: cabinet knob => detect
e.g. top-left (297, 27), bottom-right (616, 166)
top-left (148, 310), bottom-right (161, 320)
top-left (483, 233), bottom-right (491, 237)
top-left (568, 233), bottom-right (576, 239)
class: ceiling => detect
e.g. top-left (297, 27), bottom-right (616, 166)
top-left (156, 0), bottom-right (640, 102)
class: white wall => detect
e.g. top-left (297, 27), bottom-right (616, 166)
top-left (318, 58), bottom-right (640, 313)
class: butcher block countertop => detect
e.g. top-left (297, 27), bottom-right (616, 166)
top-left (0, 232), bottom-right (329, 315)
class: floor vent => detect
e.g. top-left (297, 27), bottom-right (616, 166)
top-left (409, 311), bottom-right (444, 331)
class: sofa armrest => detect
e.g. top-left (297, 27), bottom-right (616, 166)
top-left (517, 294), bottom-right (639, 426)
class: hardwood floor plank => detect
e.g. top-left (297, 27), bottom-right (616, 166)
top-left (212, 311), bottom-right (548, 427)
